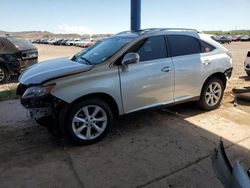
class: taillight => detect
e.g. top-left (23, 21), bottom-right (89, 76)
top-left (226, 51), bottom-right (232, 58)
top-left (247, 51), bottom-right (250, 57)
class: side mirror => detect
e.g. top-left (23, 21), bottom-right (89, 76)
top-left (121, 52), bottom-right (140, 66)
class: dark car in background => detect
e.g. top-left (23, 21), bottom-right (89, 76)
top-left (232, 35), bottom-right (242, 41)
top-left (0, 36), bottom-right (38, 83)
top-left (213, 36), bottom-right (232, 44)
top-left (53, 39), bottom-right (64, 45)
top-left (240, 35), bottom-right (250, 41)
top-left (60, 39), bottom-right (69, 45)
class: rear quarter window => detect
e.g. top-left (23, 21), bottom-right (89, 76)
top-left (200, 40), bottom-right (216, 53)
top-left (168, 35), bottom-right (201, 57)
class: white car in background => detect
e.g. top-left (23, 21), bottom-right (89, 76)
top-left (48, 38), bottom-right (60, 45)
top-left (66, 38), bottom-right (80, 46)
top-left (74, 39), bottom-right (88, 47)
top-left (75, 38), bottom-right (96, 48)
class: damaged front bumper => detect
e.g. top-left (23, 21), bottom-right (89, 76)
top-left (16, 83), bottom-right (64, 120)
top-left (20, 94), bottom-right (53, 119)
top-left (26, 107), bottom-right (52, 119)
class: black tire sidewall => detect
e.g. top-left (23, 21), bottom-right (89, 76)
top-left (66, 98), bottom-right (113, 144)
top-left (0, 65), bottom-right (10, 83)
top-left (35, 116), bottom-right (54, 128)
top-left (199, 77), bottom-right (225, 110)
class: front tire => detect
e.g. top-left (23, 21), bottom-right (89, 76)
top-left (66, 98), bottom-right (113, 144)
top-left (198, 77), bottom-right (224, 110)
top-left (36, 116), bottom-right (54, 128)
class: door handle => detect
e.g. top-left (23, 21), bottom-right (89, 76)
top-left (203, 60), bottom-right (212, 65)
top-left (161, 66), bottom-right (171, 72)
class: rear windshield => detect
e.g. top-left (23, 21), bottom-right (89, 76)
top-left (7, 37), bottom-right (35, 50)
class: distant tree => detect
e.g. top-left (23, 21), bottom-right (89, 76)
top-left (205, 30), bottom-right (250, 36)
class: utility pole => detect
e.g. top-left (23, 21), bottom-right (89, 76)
top-left (131, 0), bottom-right (141, 31)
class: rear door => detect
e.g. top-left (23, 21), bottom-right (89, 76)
top-left (119, 35), bottom-right (175, 113)
top-left (167, 34), bottom-right (214, 101)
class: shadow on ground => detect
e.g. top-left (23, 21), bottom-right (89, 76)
top-left (239, 75), bottom-right (250, 81)
top-left (0, 101), bottom-right (249, 188)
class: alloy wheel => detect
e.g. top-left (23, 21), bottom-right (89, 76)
top-left (205, 82), bottom-right (222, 106)
top-left (0, 67), bottom-right (5, 82)
top-left (72, 105), bottom-right (107, 140)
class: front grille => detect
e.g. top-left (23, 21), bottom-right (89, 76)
top-left (16, 83), bottom-right (28, 96)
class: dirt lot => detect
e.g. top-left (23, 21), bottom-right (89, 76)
top-left (0, 43), bottom-right (249, 188)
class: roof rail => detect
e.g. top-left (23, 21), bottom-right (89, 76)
top-left (116, 28), bottom-right (161, 35)
top-left (160, 28), bottom-right (199, 32)
top-left (116, 30), bottom-right (132, 35)
top-left (115, 28), bottom-right (200, 36)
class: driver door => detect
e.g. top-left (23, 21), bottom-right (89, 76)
top-left (119, 35), bottom-right (175, 113)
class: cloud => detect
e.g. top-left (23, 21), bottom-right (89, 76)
top-left (58, 23), bottom-right (94, 35)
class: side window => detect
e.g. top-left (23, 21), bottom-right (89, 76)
top-left (168, 35), bottom-right (201, 57)
top-left (200, 40), bottom-right (216, 53)
top-left (129, 36), bottom-right (168, 62)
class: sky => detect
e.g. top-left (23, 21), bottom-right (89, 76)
top-left (0, 0), bottom-right (250, 34)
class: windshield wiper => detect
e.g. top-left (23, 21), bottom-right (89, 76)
top-left (80, 57), bottom-right (92, 65)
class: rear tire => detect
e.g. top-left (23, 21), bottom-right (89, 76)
top-left (0, 66), bottom-right (10, 83)
top-left (66, 98), bottom-right (113, 145)
top-left (198, 77), bottom-right (224, 110)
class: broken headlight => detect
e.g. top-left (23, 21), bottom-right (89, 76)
top-left (22, 84), bottom-right (56, 99)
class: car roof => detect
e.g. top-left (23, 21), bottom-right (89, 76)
top-left (115, 28), bottom-right (200, 38)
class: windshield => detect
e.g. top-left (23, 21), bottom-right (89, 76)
top-left (72, 36), bottom-right (134, 65)
top-left (7, 37), bottom-right (36, 50)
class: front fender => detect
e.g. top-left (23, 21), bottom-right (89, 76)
top-left (49, 65), bottom-right (124, 115)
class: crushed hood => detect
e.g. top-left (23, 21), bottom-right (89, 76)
top-left (19, 57), bottom-right (93, 85)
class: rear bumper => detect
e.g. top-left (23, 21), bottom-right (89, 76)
top-left (20, 58), bottom-right (37, 68)
top-left (224, 68), bottom-right (233, 79)
top-left (245, 63), bottom-right (250, 73)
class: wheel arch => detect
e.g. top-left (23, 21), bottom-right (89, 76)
top-left (68, 92), bottom-right (120, 119)
top-left (201, 72), bottom-right (227, 95)
top-left (0, 61), bottom-right (11, 73)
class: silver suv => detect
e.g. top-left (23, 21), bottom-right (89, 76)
top-left (17, 28), bottom-right (233, 144)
